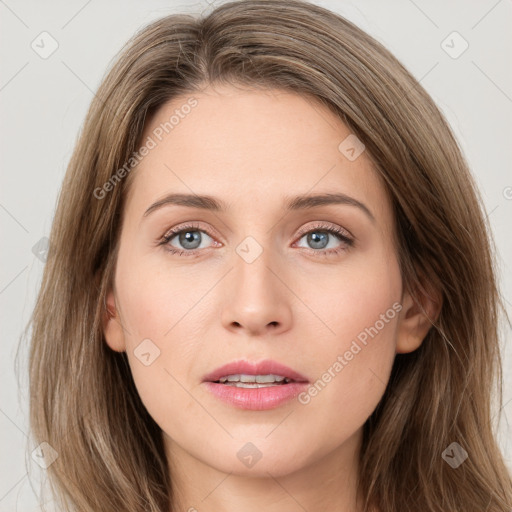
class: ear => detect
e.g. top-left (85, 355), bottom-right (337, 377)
top-left (396, 280), bottom-right (442, 354)
top-left (102, 289), bottom-right (127, 353)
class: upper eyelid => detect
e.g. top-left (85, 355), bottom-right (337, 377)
top-left (295, 222), bottom-right (353, 239)
top-left (163, 222), bottom-right (214, 239)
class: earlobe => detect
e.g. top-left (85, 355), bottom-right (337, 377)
top-left (396, 282), bottom-right (442, 354)
top-left (102, 289), bottom-right (127, 353)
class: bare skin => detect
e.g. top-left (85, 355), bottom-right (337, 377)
top-left (103, 83), bottom-right (436, 512)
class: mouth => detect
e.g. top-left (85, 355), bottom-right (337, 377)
top-left (202, 359), bottom-right (308, 385)
top-left (202, 359), bottom-right (309, 410)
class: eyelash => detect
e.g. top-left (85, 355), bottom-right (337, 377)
top-left (159, 222), bottom-right (354, 258)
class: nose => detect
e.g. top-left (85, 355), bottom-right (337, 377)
top-left (220, 245), bottom-right (293, 337)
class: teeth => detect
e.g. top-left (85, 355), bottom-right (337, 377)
top-left (218, 374), bottom-right (290, 384)
top-left (224, 382), bottom-right (281, 388)
top-left (256, 374), bottom-right (285, 383)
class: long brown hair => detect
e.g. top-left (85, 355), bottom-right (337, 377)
top-left (27, 1), bottom-right (512, 510)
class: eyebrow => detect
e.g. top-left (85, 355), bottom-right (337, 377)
top-left (143, 192), bottom-right (375, 222)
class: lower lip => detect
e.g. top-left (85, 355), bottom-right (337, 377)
top-left (203, 381), bottom-right (309, 410)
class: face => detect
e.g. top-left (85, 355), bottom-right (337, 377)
top-left (103, 83), bottom-right (429, 480)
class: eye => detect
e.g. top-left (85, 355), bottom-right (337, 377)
top-left (294, 222), bottom-right (354, 256)
top-left (160, 222), bottom-right (218, 257)
top-left (159, 221), bottom-right (354, 257)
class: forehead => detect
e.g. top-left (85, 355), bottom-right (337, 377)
top-left (125, 84), bottom-right (391, 223)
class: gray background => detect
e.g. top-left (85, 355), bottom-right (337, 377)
top-left (1, 0), bottom-right (511, 509)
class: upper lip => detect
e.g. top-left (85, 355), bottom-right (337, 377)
top-left (202, 359), bottom-right (309, 383)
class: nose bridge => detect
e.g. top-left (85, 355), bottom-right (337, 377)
top-left (220, 231), bottom-right (292, 335)
top-left (232, 233), bottom-right (279, 301)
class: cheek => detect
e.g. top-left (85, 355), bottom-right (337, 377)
top-left (111, 261), bottom-right (172, 378)
top-left (116, 250), bottom-right (198, 343)
top-left (299, 245), bottom-right (401, 348)
top-left (114, 251), bottom-right (208, 416)
top-left (298, 248), bottom-right (401, 412)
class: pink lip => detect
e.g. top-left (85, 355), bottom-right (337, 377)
top-left (202, 359), bottom-right (309, 411)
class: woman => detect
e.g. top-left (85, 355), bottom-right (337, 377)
top-left (28, 0), bottom-right (512, 510)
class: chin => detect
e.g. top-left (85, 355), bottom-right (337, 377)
top-left (205, 440), bottom-right (313, 478)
